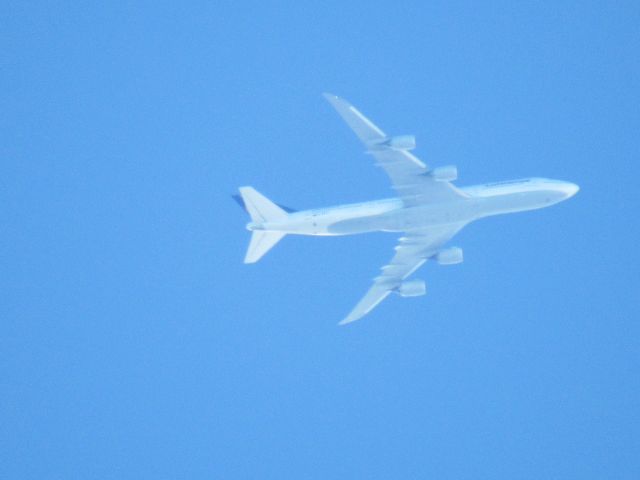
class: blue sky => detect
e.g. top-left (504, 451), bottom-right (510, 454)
top-left (2, 1), bottom-right (639, 478)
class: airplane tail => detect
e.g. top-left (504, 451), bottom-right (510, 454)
top-left (237, 186), bottom-right (288, 264)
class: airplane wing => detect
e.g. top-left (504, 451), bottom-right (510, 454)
top-left (340, 222), bottom-right (467, 325)
top-left (323, 93), bottom-right (467, 207)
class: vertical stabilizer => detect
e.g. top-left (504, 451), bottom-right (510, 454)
top-left (238, 187), bottom-right (288, 263)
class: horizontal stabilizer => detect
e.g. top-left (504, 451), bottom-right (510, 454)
top-left (237, 186), bottom-right (289, 263)
top-left (232, 194), bottom-right (297, 213)
top-left (238, 186), bottom-right (288, 223)
top-left (244, 230), bottom-right (286, 264)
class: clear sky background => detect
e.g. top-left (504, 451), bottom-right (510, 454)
top-left (2, 1), bottom-right (639, 478)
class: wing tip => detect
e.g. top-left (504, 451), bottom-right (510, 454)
top-left (338, 311), bottom-right (363, 326)
top-left (323, 92), bottom-right (346, 107)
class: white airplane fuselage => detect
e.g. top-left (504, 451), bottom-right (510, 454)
top-left (247, 177), bottom-right (579, 236)
top-left (239, 93), bottom-right (581, 324)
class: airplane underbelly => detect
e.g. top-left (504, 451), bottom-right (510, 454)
top-left (328, 203), bottom-right (476, 234)
top-left (380, 204), bottom-right (474, 231)
top-left (277, 213), bottom-right (364, 236)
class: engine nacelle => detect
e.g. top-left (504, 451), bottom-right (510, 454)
top-left (434, 247), bottom-right (463, 265)
top-left (396, 279), bottom-right (426, 297)
top-left (379, 135), bottom-right (416, 150)
top-left (430, 165), bottom-right (458, 182)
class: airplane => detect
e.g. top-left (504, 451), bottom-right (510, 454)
top-left (235, 94), bottom-right (579, 325)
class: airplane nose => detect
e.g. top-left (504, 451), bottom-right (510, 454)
top-left (561, 182), bottom-right (580, 198)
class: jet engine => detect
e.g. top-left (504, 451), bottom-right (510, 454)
top-left (430, 165), bottom-right (458, 182)
top-left (434, 247), bottom-right (463, 265)
top-left (380, 135), bottom-right (416, 150)
top-left (396, 279), bottom-right (426, 297)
